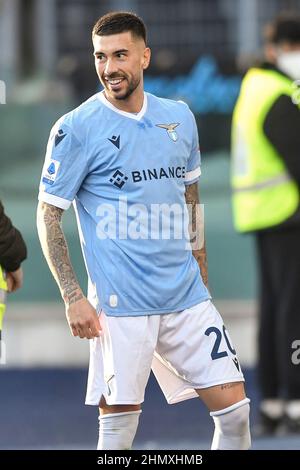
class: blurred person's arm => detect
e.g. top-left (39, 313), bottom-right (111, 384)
top-left (0, 200), bottom-right (27, 292)
top-left (36, 201), bottom-right (101, 339)
top-left (185, 182), bottom-right (208, 288)
top-left (263, 95), bottom-right (300, 183)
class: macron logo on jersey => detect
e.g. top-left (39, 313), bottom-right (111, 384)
top-left (109, 166), bottom-right (186, 189)
top-left (108, 135), bottom-right (120, 149)
top-left (55, 129), bottom-right (67, 147)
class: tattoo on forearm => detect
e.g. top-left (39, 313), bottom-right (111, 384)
top-left (193, 248), bottom-right (208, 287)
top-left (37, 202), bottom-right (83, 304)
top-left (185, 183), bottom-right (208, 287)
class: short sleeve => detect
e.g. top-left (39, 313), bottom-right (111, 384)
top-left (185, 111), bottom-right (201, 185)
top-left (38, 119), bottom-right (88, 210)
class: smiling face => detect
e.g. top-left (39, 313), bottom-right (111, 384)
top-left (93, 31), bottom-right (151, 112)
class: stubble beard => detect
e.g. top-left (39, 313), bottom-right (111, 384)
top-left (102, 74), bottom-right (141, 101)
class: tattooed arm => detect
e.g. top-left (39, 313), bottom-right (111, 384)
top-left (184, 182), bottom-right (208, 287)
top-left (36, 201), bottom-right (101, 339)
top-left (37, 202), bottom-right (82, 304)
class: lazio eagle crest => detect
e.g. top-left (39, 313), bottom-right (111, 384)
top-left (156, 123), bottom-right (180, 142)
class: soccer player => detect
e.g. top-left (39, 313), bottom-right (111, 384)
top-left (37, 12), bottom-right (250, 450)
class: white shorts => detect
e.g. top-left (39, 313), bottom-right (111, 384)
top-left (85, 300), bottom-right (244, 406)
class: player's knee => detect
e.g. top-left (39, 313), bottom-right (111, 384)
top-left (98, 410), bottom-right (141, 450)
top-left (210, 398), bottom-right (251, 450)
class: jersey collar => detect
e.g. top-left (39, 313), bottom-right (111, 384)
top-left (98, 91), bottom-right (148, 121)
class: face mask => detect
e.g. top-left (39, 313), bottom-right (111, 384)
top-left (277, 50), bottom-right (300, 80)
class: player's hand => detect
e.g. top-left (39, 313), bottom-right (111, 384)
top-left (6, 267), bottom-right (23, 293)
top-left (65, 296), bottom-right (102, 339)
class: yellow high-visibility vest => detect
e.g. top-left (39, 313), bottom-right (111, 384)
top-left (0, 266), bottom-right (7, 330)
top-left (231, 68), bottom-right (300, 232)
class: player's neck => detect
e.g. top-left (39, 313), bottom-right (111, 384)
top-left (104, 88), bottom-right (145, 114)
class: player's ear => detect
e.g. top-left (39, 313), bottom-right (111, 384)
top-left (142, 47), bottom-right (151, 70)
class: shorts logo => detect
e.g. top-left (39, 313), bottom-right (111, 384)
top-left (156, 123), bottom-right (180, 142)
top-left (105, 374), bottom-right (114, 396)
top-left (42, 159), bottom-right (60, 185)
top-left (232, 357), bottom-right (240, 371)
top-left (109, 294), bottom-right (118, 307)
top-left (109, 170), bottom-right (128, 189)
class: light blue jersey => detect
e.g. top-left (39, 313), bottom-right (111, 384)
top-left (38, 92), bottom-right (210, 316)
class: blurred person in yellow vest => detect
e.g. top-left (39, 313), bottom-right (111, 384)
top-left (0, 267), bottom-right (7, 357)
top-left (231, 12), bottom-right (300, 435)
top-left (0, 200), bottom-right (27, 351)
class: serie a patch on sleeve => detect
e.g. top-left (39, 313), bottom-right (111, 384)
top-left (42, 159), bottom-right (61, 185)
